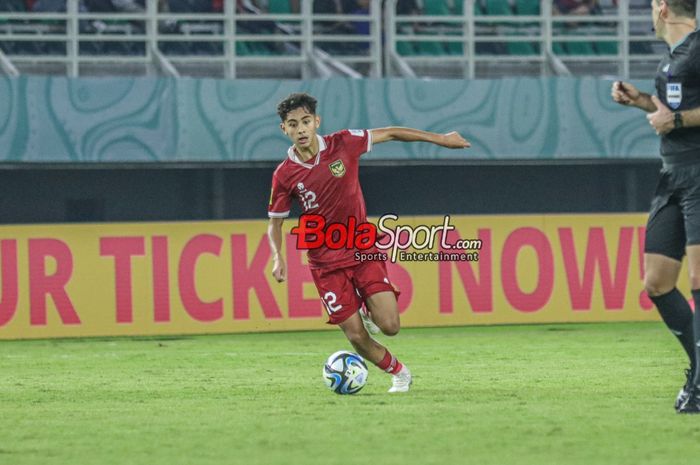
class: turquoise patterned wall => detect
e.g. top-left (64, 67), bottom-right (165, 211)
top-left (0, 76), bottom-right (659, 162)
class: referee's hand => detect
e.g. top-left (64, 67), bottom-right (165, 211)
top-left (611, 81), bottom-right (640, 106)
top-left (647, 95), bottom-right (674, 136)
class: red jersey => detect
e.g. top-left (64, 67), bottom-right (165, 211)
top-left (268, 129), bottom-right (374, 269)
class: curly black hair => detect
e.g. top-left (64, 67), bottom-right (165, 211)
top-left (276, 93), bottom-right (318, 121)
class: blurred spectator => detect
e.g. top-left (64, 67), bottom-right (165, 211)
top-left (349, 0), bottom-right (369, 52)
top-left (313, 0), bottom-right (340, 13)
top-left (553, 0), bottom-right (601, 15)
top-left (83, 0), bottom-right (144, 11)
top-left (254, 0), bottom-right (300, 13)
top-left (168, 0), bottom-right (210, 12)
top-left (32, 0), bottom-right (88, 13)
top-left (0, 0), bottom-right (26, 10)
top-left (396, 0), bottom-right (419, 15)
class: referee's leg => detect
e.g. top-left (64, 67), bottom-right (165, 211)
top-left (645, 200), bottom-right (697, 411)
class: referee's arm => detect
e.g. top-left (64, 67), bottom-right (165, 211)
top-left (678, 107), bottom-right (700, 128)
top-left (611, 81), bottom-right (657, 112)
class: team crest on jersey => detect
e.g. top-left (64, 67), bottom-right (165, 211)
top-left (667, 83), bottom-right (682, 109)
top-left (329, 160), bottom-right (346, 177)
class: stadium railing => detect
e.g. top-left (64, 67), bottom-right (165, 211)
top-left (0, 0), bottom-right (666, 79)
top-left (0, 0), bottom-right (382, 78)
top-left (384, 0), bottom-right (661, 79)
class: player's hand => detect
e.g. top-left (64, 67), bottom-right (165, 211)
top-left (271, 255), bottom-right (287, 283)
top-left (647, 95), bottom-right (674, 136)
top-left (441, 132), bottom-right (470, 149)
top-left (611, 81), bottom-right (641, 106)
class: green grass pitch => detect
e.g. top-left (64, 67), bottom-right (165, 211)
top-left (2, 322), bottom-right (699, 465)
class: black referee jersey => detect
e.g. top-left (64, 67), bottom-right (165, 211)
top-left (654, 28), bottom-right (700, 164)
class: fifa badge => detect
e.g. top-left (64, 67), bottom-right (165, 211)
top-left (329, 160), bottom-right (346, 178)
top-left (667, 83), bottom-right (682, 110)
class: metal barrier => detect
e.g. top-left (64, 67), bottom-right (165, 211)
top-left (0, 0), bottom-right (670, 79)
top-left (385, 0), bottom-right (661, 79)
top-left (0, 0), bottom-right (382, 78)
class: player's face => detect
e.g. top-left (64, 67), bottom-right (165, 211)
top-left (281, 107), bottom-right (321, 150)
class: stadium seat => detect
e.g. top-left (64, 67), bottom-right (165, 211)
top-left (595, 41), bottom-right (618, 55)
top-left (515, 0), bottom-right (539, 15)
top-left (422, 0), bottom-right (451, 16)
top-left (507, 40), bottom-right (537, 55)
top-left (415, 36), bottom-right (446, 55)
top-left (552, 42), bottom-right (566, 55)
top-left (484, 0), bottom-right (512, 15)
top-left (453, 0), bottom-right (484, 15)
top-left (565, 40), bottom-right (596, 55)
top-left (268, 0), bottom-right (291, 14)
top-left (396, 40), bottom-right (416, 56)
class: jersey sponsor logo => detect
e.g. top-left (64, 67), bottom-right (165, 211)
top-left (667, 83), bottom-right (682, 109)
top-left (348, 129), bottom-right (365, 137)
top-left (329, 159), bottom-right (346, 177)
top-left (663, 64), bottom-right (670, 73)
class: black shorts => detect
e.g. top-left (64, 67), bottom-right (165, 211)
top-left (645, 163), bottom-right (700, 261)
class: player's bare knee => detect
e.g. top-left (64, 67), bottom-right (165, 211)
top-left (346, 329), bottom-right (370, 348)
top-left (689, 274), bottom-right (700, 291)
top-left (380, 319), bottom-right (400, 336)
top-left (643, 274), bottom-right (674, 297)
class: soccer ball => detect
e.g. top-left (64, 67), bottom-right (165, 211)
top-left (323, 351), bottom-right (369, 395)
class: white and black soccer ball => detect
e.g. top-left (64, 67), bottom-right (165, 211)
top-left (323, 351), bottom-right (368, 395)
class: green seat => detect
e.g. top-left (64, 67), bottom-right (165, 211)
top-left (445, 30), bottom-right (463, 55)
top-left (268, 0), bottom-right (291, 13)
top-left (416, 42), bottom-right (446, 55)
top-left (554, 28), bottom-right (595, 55)
top-left (565, 40), bottom-right (595, 55)
top-left (453, 0), bottom-right (483, 15)
top-left (423, 0), bottom-right (451, 15)
top-left (507, 41), bottom-right (537, 55)
top-left (595, 41), bottom-right (618, 55)
top-left (396, 41), bottom-right (416, 56)
top-left (515, 0), bottom-right (539, 15)
top-left (416, 35), bottom-right (446, 55)
top-left (236, 42), bottom-right (252, 55)
top-left (251, 42), bottom-right (273, 55)
top-left (236, 42), bottom-right (273, 56)
top-left (484, 0), bottom-right (512, 15)
top-left (552, 42), bottom-right (566, 55)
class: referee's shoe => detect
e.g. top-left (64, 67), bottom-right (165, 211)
top-left (675, 368), bottom-right (694, 411)
top-left (678, 386), bottom-right (700, 414)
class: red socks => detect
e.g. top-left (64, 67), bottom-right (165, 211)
top-left (376, 350), bottom-right (403, 375)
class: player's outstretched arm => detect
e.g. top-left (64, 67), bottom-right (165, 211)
top-left (267, 217), bottom-right (286, 283)
top-left (369, 127), bottom-right (470, 149)
top-left (611, 81), bottom-right (656, 112)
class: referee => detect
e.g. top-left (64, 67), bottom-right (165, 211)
top-left (611, 0), bottom-right (700, 413)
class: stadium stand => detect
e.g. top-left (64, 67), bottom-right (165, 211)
top-left (0, 0), bottom-right (668, 79)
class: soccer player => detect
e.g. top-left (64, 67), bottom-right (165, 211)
top-left (611, 0), bottom-right (700, 413)
top-left (267, 93), bottom-right (469, 393)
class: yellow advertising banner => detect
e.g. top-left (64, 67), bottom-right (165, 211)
top-left (0, 214), bottom-right (679, 340)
